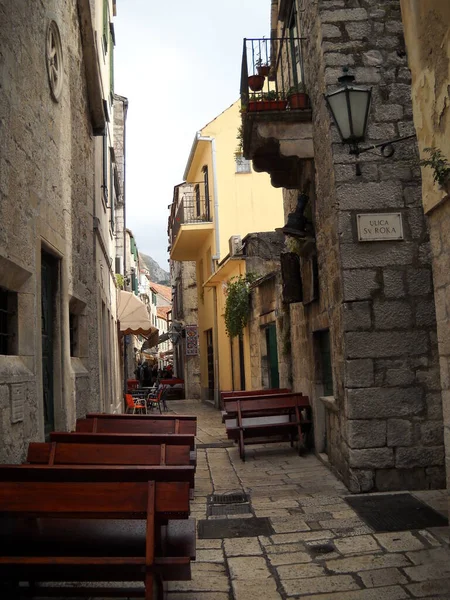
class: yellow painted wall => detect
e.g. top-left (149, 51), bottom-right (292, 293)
top-left (400, 0), bottom-right (450, 213)
top-left (200, 100), bottom-right (284, 261)
top-left (184, 100), bottom-right (283, 396)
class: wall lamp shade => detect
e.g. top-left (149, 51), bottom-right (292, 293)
top-left (325, 72), bottom-right (372, 145)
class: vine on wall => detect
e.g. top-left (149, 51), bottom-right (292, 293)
top-left (224, 273), bottom-right (257, 338)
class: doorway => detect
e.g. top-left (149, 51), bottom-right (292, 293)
top-left (266, 323), bottom-right (280, 388)
top-left (41, 252), bottom-right (57, 440)
top-left (206, 328), bottom-right (214, 401)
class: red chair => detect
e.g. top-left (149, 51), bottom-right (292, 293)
top-left (125, 393), bottom-right (147, 414)
top-left (127, 379), bottom-right (140, 392)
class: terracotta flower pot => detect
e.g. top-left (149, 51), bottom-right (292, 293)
top-left (288, 92), bottom-right (310, 109)
top-left (248, 99), bottom-right (288, 112)
top-left (248, 74), bottom-right (265, 92)
top-left (257, 65), bottom-right (270, 77)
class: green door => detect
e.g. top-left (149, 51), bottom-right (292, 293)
top-left (41, 253), bottom-right (55, 440)
top-left (266, 324), bottom-right (280, 389)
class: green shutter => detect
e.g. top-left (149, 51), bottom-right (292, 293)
top-left (103, 0), bottom-right (109, 52)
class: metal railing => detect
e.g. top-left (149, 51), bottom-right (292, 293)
top-left (240, 37), bottom-right (307, 112)
top-left (170, 182), bottom-right (212, 243)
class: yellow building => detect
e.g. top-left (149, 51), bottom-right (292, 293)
top-left (169, 100), bottom-right (284, 404)
top-left (400, 0), bottom-right (450, 507)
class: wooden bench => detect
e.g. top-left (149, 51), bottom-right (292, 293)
top-left (78, 415), bottom-right (196, 436)
top-left (222, 391), bottom-right (299, 422)
top-left (51, 431), bottom-right (196, 450)
top-left (220, 388), bottom-right (290, 409)
top-left (27, 440), bottom-right (196, 473)
top-left (0, 480), bottom-right (194, 599)
top-left (224, 394), bottom-right (311, 461)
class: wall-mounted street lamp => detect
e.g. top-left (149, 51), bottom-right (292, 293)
top-left (325, 68), bottom-right (415, 174)
top-left (325, 68), bottom-right (372, 154)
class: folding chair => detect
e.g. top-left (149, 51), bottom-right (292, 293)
top-left (125, 393), bottom-right (147, 414)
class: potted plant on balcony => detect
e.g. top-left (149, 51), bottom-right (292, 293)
top-left (248, 73), bottom-right (265, 92)
top-left (248, 91), bottom-right (287, 112)
top-left (256, 58), bottom-right (270, 77)
top-left (287, 82), bottom-right (310, 109)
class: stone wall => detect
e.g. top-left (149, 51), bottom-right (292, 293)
top-left (281, 0), bottom-right (444, 491)
top-left (171, 259), bottom-right (201, 399)
top-left (0, 1), bottom-right (102, 460)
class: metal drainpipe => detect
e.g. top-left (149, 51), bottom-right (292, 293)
top-left (195, 134), bottom-right (220, 405)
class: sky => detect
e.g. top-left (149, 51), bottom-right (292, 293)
top-left (114, 0), bottom-right (271, 269)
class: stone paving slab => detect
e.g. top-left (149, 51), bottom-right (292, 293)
top-left (167, 399), bottom-right (450, 599)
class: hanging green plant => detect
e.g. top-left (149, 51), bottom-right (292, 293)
top-left (115, 273), bottom-right (124, 289)
top-left (420, 147), bottom-right (450, 188)
top-left (224, 273), bottom-right (257, 338)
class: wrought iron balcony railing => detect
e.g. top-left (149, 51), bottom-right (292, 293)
top-left (240, 37), bottom-right (307, 113)
top-left (170, 182), bottom-right (212, 243)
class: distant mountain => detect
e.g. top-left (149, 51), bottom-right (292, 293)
top-left (140, 253), bottom-right (170, 285)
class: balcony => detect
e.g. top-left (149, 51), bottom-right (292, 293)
top-left (169, 182), bottom-right (214, 261)
top-left (240, 37), bottom-right (314, 189)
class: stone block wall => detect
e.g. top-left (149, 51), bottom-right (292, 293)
top-left (0, 1), bottom-right (101, 461)
top-left (284, 0), bottom-right (444, 491)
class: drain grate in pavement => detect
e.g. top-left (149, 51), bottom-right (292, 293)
top-left (208, 504), bottom-right (252, 516)
top-left (198, 517), bottom-right (274, 539)
top-left (210, 492), bottom-right (250, 504)
top-left (345, 492), bottom-right (448, 533)
top-left (206, 492), bottom-right (251, 516)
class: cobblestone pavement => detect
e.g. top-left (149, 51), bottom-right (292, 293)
top-left (166, 398), bottom-right (450, 600)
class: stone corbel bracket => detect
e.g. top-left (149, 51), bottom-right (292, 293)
top-left (243, 111), bottom-right (314, 189)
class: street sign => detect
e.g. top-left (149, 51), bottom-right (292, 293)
top-left (357, 213), bottom-right (403, 242)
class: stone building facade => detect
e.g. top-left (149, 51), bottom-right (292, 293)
top-left (170, 258), bottom-right (201, 400)
top-left (399, 0), bottom-right (450, 503)
top-left (243, 0), bottom-right (444, 491)
top-left (0, 0), bottom-right (121, 461)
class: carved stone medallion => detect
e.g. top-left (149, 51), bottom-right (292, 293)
top-left (46, 20), bottom-right (63, 101)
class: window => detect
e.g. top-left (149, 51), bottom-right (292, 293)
top-left (152, 292), bottom-right (157, 305)
top-left (235, 154), bottom-right (251, 174)
top-left (69, 313), bottom-right (78, 357)
top-left (102, 0), bottom-right (109, 54)
top-left (195, 184), bottom-right (201, 218)
top-left (102, 134), bottom-right (108, 205)
top-left (0, 287), bottom-right (17, 355)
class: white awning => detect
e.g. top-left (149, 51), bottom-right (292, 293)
top-left (118, 290), bottom-right (158, 340)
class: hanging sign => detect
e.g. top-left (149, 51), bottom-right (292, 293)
top-left (185, 325), bottom-right (199, 356)
top-left (357, 213), bottom-right (403, 242)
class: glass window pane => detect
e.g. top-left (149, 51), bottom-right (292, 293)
top-left (327, 92), bottom-right (351, 140)
top-left (349, 89), bottom-right (371, 139)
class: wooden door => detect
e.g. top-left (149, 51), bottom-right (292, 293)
top-left (266, 323), bottom-right (280, 389)
top-left (41, 253), bottom-right (56, 440)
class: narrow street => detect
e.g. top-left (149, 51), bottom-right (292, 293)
top-left (167, 399), bottom-right (450, 600)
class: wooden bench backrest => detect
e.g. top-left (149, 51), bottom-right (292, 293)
top-left (27, 442), bottom-right (191, 466)
top-left (0, 480), bottom-right (189, 517)
top-left (50, 431), bottom-right (196, 449)
top-left (221, 388), bottom-right (290, 400)
top-left (225, 394), bottom-right (310, 415)
top-left (86, 413), bottom-right (196, 421)
top-left (0, 464), bottom-right (195, 485)
top-left (77, 417), bottom-right (196, 435)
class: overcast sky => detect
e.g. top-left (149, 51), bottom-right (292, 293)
top-left (114, 0), bottom-right (271, 269)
